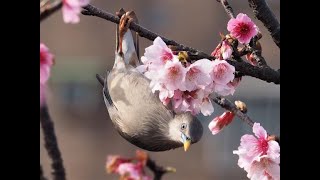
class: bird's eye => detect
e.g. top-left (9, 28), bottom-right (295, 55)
top-left (180, 123), bottom-right (187, 130)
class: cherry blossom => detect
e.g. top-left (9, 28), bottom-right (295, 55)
top-left (62, 0), bottom-right (90, 24)
top-left (208, 111), bottom-right (235, 135)
top-left (227, 13), bottom-right (259, 44)
top-left (40, 43), bottom-right (54, 106)
top-left (233, 123), bottom-right (280, 180)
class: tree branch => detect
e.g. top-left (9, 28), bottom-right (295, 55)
top-left (248, 0), bottom-right (280, 48)
top-left (212, 96), bottom-right (280, 144)
top-left (146, 157), bottom-right (176, 180)
top-left (40, 105), bottom-right (66, 180)
top-left (218, 0), bottom-right (235, 19)
top-left (81, 4), bottom-right (280, 85)
top-left (40, 164), bottom-right (48, 180)
top-left (40, 1), bottom-right (63, 22)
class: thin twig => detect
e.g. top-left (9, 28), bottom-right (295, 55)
top-left (40, 1), bottom-right (63, 22)
top-left (40, 164), bottom-right (48, 180)
top-left (212, 96), bottom-right (280, 144)
top-left (146, 158), bottom-right (176, 180)
top-left (219, 0), bottom-right (235, 18)
top-left (248, 0), bottom-right (280, 48)
top-left (40, 105), bottom-right (66, 180)
top-left (212, 96), bottom-right (254, 127)
top-left (81, 4), bottom-right (280, 84)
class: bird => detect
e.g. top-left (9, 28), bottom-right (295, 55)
top-left (96, 10), bottom-right (203, 152)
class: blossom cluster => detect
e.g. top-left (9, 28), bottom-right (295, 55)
top-left (106, 150), bottom-right (151, 180)
top-left (137, 37), bottom-right (238, 116)
top-left (233, 123), bottom-right (280, 180)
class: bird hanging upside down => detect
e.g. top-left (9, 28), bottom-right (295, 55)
top-left (96, 9), bottom-right (203, 152)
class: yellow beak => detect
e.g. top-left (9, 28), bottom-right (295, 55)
top-left (184, 139), bottom-right (191, 152)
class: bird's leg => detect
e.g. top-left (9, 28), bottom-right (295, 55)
top-left (115, 8), bottom-right (126, 53)
top-left (118, 11), bottom-right (140, 67)
top-left (126, 11), bottom-right (140, 61)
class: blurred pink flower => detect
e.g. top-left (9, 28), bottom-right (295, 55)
top-left (62, 0), bottom-right (90, 24)
top-left (40, 43), bottom-right (54, 106)
top-left (40, 43), bottom-right (54, 84)
top-left (184, 59), bottom-right (213, 91)
top-left (159, 58), bottom-right (186, 91)
top-left (106, 155), bottom-right (132, 173)
top-left (117, 162), bottom-right (151, 180)
top-left (211, 60), bottom-right (235, 85)
top-left (227, 13), bottom-right (259, 44)
top-left (233, 123), bottom-right (280, 180)
top-left (208, 111), bottom-right (235, 135)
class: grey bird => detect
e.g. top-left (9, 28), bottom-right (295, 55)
top-left (96, 11), bottom-right (203, 152)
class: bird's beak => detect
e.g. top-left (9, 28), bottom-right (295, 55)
top-left (181, 133), bottom-right (191, 152)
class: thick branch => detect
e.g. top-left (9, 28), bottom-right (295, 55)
top-left (40, 1), bottom-right (63, 22)
top-left (40, 105), bottom-right (66, 180)
top-left (146, 158), bottom-right (175, 180)
top-left (40, 164), bottom-right (48, 180)
top-left (248, 0), bottom-right (280, 48)
top-left (82, 4), bottom-right (280, 84)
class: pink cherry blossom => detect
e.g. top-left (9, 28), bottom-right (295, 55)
top-left (211, 60), bottom-right (235, 85)
top-left (117, 162), bottom-right (151, 180)
top-left (106, 155), bottom-right (132, 173)
top-left (227, 13), bottom-right (259, 44)
top-left (158, 58), bottom-right (186, 91)
top-left (62, 0), bottom-right (90, 24)
top-left (211, 43), bottom-right (222, 60)
top-left (213, 77), bottom-right (241, 96)
top-left (208, 111), bottom-right (235, 135)
top-left (40, 43), bottom-right (54, 84)
top-left (150, 81), bottom-right (174, 105)
top-left (142, 37), bottom-right (174, 71)
top-left (247, 157), bottom-right (280, 180)
top-left (221, 40), bottom-right (233, 59)
top-left (200, 97), bottom-right (214, 116)
top-left (184, 59), bottom-right (213, 91)
top-left (233, 123), bottom-right (280, 180)
top-left (40, 43), bottom-right (54, 106)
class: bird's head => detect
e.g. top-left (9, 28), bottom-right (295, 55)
top-left (168, 113), bottom-right (203, 152)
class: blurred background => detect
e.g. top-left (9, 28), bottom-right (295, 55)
top-left (40, 0), bottom-right (279, 179)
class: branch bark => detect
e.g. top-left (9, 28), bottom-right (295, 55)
top-left (40, 105), bottom-right (66, 180)
top-left (248, 0), bottom-right (280, 48)
top-left (40, 164), bottom-right (48, 180)
top-left (146, 158), bottom-right (176, 180)
top-left (40, 1), bottom-right (63, 22)
top-left (212, 96), bottom-right (280, 144)
top-left (81, 4), bottom-right (280, 85)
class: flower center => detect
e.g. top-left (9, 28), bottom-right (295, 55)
top-left (40, 51), bottom-right (46, 64)
top-left (258, 137), bottom-right (269, 155)
top-left (161, 50), bottom-right (173, 63)
top-left (214, 64), bottom-right (227, 79)
top-left (187, 67), bottom-right (200, 81)
top-left (236, 23), bottom-right (250, 35)
top-left (168, 66), bottom-right (179, 80)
